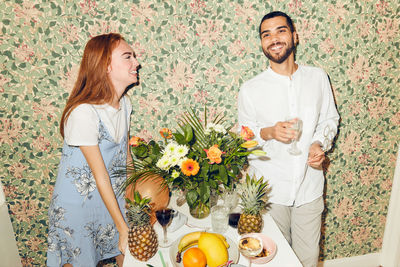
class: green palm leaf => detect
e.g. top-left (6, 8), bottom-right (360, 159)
top-left (179, 108), bottom-right (207, 148)
top-left (179, 107), bottom-right (228, 151)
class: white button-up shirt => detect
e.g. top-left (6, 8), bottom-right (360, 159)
top-left (238, 65), bottom-right (339, 206)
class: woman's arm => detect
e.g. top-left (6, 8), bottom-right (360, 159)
top-left (80, 145), bottom-right (129, 254)
top-left (127, 131), bottom-right (133, 167)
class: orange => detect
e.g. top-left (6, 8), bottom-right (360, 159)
top-left (182, 247), bottom-right (207, 267)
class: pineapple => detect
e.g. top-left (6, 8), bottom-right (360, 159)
top-left (237, 174), bottom-right (271, 234)
top-left (126, 192), bottom-right (158, 261)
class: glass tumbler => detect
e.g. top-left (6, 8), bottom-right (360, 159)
top-left (211, 205), bottom-right (229, 234)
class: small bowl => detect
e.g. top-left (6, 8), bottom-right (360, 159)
top-left (240, 233), bottom-right (277, 264)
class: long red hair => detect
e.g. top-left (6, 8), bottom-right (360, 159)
top-left (60, 33), bottom-right (125, 138)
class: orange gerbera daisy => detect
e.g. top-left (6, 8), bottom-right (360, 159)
top-left (160, 128), bottom-right (173, 139)
top-left (181, 159), bottom-right (200, 176)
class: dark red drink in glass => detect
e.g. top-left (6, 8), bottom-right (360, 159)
top-left (228, 212), bottom-right (241, 228)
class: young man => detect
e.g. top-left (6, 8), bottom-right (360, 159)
top-left (238, 11), bottom-right (339, 267)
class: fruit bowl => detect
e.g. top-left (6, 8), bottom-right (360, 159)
top-left (169, 233), bottom-right (239, 267)
top-left (240, 233), bottom-right (277, 264)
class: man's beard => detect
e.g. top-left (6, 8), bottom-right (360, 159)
top-left (263, 40), bottom-right (295, 64)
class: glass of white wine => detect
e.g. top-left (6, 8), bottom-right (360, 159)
top-left (286, 117), bottom-right (303, 155)
top-left (238, 234), bottom-right (263, 267)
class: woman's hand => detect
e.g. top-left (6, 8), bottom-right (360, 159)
top-left (118, 224), bottom-right (129, 255)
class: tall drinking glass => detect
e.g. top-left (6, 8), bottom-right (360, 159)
top-left (156, 208), bottom-right (175, 247)
top-left (211, 205), bottom-right (229, 234)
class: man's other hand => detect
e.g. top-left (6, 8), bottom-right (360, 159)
top-left (308, 142), bottom-right (325, 169)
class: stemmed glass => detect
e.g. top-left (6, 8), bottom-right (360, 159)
top-left (155, 208), bottom-right (175, 247)
top-left (286, 117), bottom-right (303, 155)
top-left (238, 234), bottom-right (263, 267)
top-left (223, 188), bottom-right (241, 229)
top-left (223, 188), bottom-right (239, 212)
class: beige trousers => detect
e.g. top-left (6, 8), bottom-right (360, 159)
top-left (269, 196), bottom-right (324, 267)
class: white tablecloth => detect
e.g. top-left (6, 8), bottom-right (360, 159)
top-left (123, 196), bottom-right (302, 267)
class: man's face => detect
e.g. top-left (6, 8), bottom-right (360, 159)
top-left (260, 16), bottom-right (297, 64)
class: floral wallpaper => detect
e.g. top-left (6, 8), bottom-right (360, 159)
top-left (0, 0), bottom-right (399, 266)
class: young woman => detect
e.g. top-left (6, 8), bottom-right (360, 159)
top-left (47, 33), bottom-right (139, 267)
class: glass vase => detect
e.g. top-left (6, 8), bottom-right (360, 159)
top-left (189, 201), bottom-right (210, 219)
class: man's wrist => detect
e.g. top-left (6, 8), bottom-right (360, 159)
top-left (312, 141), bottom-right (323, 147)
top-left (312, 141), bottom-right (326, 152)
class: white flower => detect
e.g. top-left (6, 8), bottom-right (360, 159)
top-left (169, 155), bottom-right (180, 167)
top-left (176, 145), bottom-right (189, 158)
top-left (213, 124), bottom-right (226, 134)
top-left (171, 170), bottom-right (180, 179)
top-left (164, 141), bottom-right (178, 156)
top-left (205, 123), bottom-right (216, 135)
top-left (156, 156), bottom-right (172, 170)
top-left (205, 123), bottom-right (226, 135)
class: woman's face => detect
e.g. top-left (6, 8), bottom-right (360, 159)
top-left (108, 40), bottom-right (140, 97)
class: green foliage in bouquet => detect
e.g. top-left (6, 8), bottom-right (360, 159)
top-left (120, 108), bottom-right (265, 209)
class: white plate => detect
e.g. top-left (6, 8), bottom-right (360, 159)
top-left (169, 233), bottom-right (239, 267)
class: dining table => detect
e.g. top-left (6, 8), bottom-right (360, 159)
top-left (123, 195), bottom-right (302, 267)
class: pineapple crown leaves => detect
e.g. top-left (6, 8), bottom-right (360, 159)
top-left (239, 174), bottom-right (271, 215)
top-left (126, 192), bottom-right (152, 226)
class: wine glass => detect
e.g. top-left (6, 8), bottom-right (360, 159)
top-left (238, 234), bottom-right (263, 267)
top-left (155, 208), bottom-right (175, 247)
top-left (286, 117), bottom-right (303, 155)
top-left (223, 188), bottom-right (239, 212)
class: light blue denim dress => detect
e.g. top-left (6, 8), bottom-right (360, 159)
top-left (47, 105), bottom-right (128, 267)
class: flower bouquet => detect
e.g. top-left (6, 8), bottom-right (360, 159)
top-left (122, 108), bottom-right (265, 218)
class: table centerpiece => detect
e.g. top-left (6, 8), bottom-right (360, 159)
top-left (121, 108), bottom-right (266, 219)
